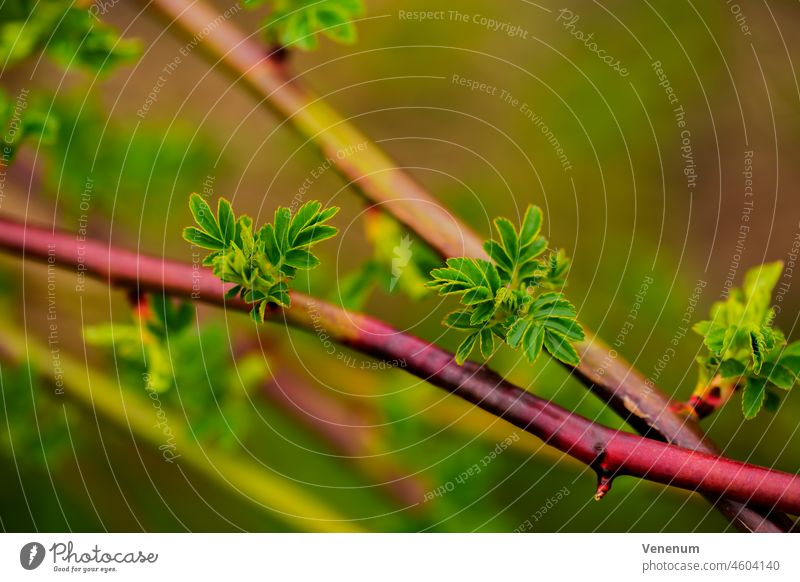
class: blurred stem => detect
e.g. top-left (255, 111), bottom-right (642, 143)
top-left (140, 0), bottom-right (789, 532)
top-left (0, 320), bottom-right (362, 533)
top-left (2, 217), bottom-right (800, 515)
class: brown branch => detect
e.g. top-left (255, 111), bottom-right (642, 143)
top-left (2, 215), bottom-right (800, 516)
top-left (137, 0), bottom-right (790, 531)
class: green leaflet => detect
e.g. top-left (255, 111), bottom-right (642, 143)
top-left (184, 194), bottom-right (338, 320)
top-left (243, 0), bottom-right (364, 51)
top-left (693, 261), bottom-right (798, 419)
top-left (428, 205), bottom-right (583, 366)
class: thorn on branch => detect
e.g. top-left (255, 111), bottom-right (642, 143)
top-left (268, 44), bottom-right (290, 64)
top-left (594, 473), bottom-right (614, 501)
top-left (591, 445), bottom-right (615, 501)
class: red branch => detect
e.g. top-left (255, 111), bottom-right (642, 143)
top-left (2, 215), bottom-right (799, 515)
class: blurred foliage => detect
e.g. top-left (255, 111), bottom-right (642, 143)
top-left (83, 294), bottom-right (269, 448)
top-left (1, 87), bottom-right (59, 164)
top-left (336, 210), bottom-right (437, 309)
top-left (0, 361), bottom-right (76, 468)
top-left (0, 0), bottom-right (139, 72)
top-left (45, 97), bottom-right (220, 223)
top-left (85, 294), bottom-right (195, 393)
top-left (244, 0), bottom-right (365, 51)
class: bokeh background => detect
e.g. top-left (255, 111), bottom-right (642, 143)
top-left (2, 0), bottom-right (800, 532)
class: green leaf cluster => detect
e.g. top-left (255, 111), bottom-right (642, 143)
top-left (1, 0), bottom-right (140, 73)
top-left (244, 0), bottom-right (364, 51)
top-left (85, 295), bottom-right (195, 393)
top-left (1, 88), bottom-right (59, 165)
top-left (693, 261), bottom-right (800, 419)
top-left (427, 205), bottom-right (584, 366)
top-left (85, 300), bottom-right (269, 446)
top-left (184, 194), bottom-right (339, 320)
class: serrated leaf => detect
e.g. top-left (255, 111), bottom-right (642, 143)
top-left (283, 248), bottom-right (320, 269)
top-left (760, 363), bottom-right (795, 390)
top-left (455, 332), bottom-right (479, 365)
top-left (462, 286), bottom-right (493, 305)
top-left (493, 218), bottom-right (519, 263)
top-left (742, 377), bottom-right (767, 419)
top-left (506, 318), bottom-right (530, 349)
top-left (519, 205), bottom-right (543, 243)
top-left (483, 240), bottom-right (513, 276)
top-left (479, 329), bottom-right (495, 358)
top-left (522, 323), bottom-right (545, 363)
top-left (443, 310), bottom-right (477, 331)
top-left (189, 193), bottom-right (221, 240)
top-left (469, 301), bottom-right (496, 326)
top-left (542, 317), bottom-right (584, 342)
top-left (751, 329), bottom-right (767, 373)
top-left (718, 359), bottom-right (745, 379)
top-left (543, 331), bottom-right (580, 366)
top-left (294, 224), bottom-right (338, 247)
top-left (217, 198), bottom-right (237, 244)
top-left (183, 227), bottom-right (225, 250)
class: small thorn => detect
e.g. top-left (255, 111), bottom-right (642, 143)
top-left (594, 474), bottom-right (613, 501)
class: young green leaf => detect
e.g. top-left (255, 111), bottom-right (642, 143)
top-left (742, 378), bottom-right (767, 420)
top-left (431, 205), bottom-right (582, 367)
top-left (184, 194), bottom-right (338, 316)
top-left (693, 262), bottom-right (797, 419)
top-left (245, 0), bottom-right (365, 51)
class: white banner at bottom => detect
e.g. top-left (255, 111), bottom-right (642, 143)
top-left (0, 533), bottom-right (797, 581)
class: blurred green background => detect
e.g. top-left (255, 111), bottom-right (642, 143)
top-left (2, 0), bottom-right (799, 532)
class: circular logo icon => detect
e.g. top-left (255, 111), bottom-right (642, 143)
top-left (20, 542), bottom-right (46, 570)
